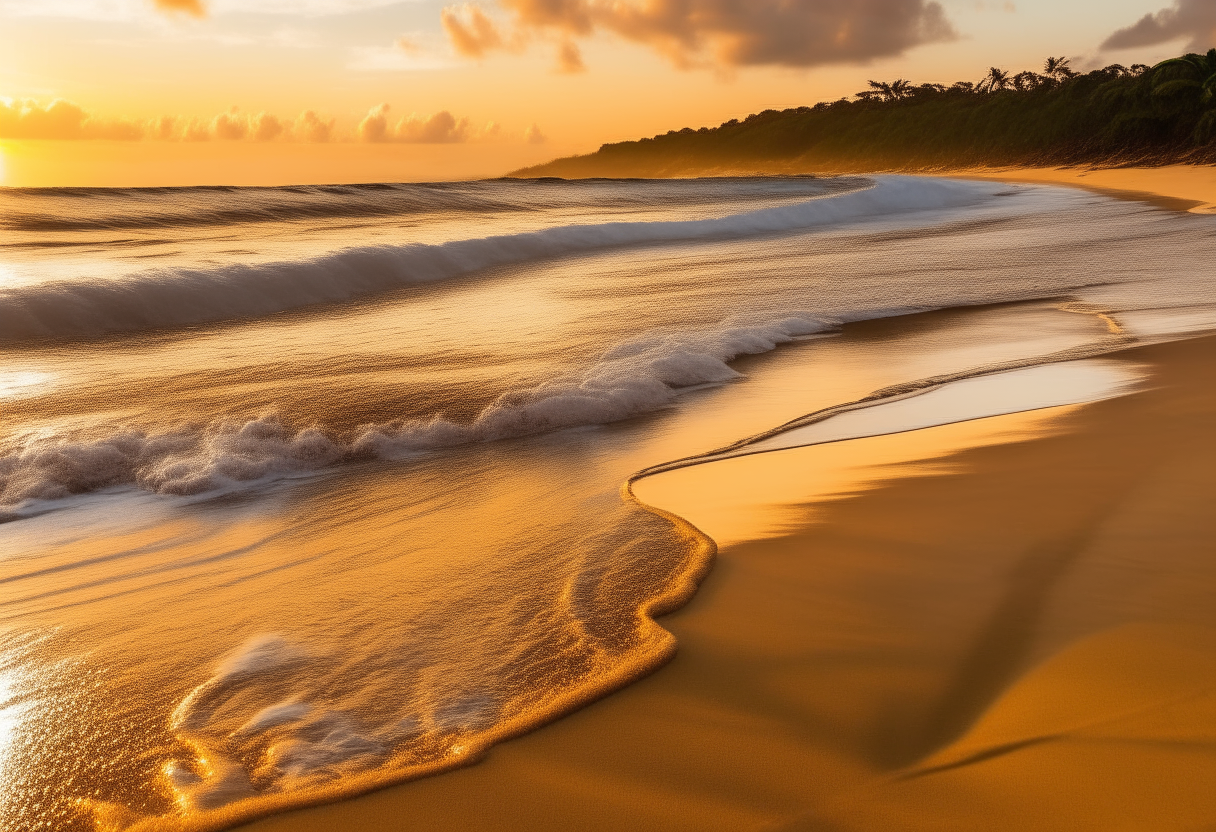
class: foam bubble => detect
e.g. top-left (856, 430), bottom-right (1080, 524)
top-left (157, 634), bottom-right (428, 814)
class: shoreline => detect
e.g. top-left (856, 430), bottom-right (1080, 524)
top-left (238, 329), bottom-right (1216, 832)
top-left (941, 164), bottom-right (1216, 214)
top-left (229, 171), bottom-right (1216, 832)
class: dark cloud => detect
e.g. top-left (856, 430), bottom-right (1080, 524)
top-left (443, 0), bottom-right (957, 70)
top-left (153, 0), bottom-right (207, 17)
top-left (1101, 0), bottom-right (1216, 54)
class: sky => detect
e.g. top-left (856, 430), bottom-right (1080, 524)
top-left (0, 0), bottom-right (1212, 186)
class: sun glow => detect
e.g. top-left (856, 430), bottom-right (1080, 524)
top-left (0, 666), bottom-right (23, 811)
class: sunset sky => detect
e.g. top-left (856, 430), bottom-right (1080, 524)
top-left (0, 0), bottom-right (1211, 185)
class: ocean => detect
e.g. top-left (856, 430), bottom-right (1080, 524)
top-left (1, 175), bottom-right (1213, 831)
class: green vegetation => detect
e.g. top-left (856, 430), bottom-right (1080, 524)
top-left (514, 52), bottom-right (1216, 178)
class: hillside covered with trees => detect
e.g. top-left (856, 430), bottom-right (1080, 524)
top-left (513, 51), bottom-right (1216, 178)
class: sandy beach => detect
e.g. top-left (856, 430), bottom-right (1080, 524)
top-left (236, 332), bottom-right (1216, 832)
top-left (233, 171), bottom-right (1216, 832)
top-left (953, 164), bottom-right (1216, 214)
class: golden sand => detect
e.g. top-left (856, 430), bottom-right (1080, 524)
top-left (954, 164), bottom-right (1216, 214)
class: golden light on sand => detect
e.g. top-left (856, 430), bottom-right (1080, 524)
top-left (0, 371), bottom-right (54, 400)
top-left (0, 667), bottom-right (20, 789)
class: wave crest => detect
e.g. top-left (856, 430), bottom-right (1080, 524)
top-left (0, 176), bottom-right (999, 344)
top-left (0, 315), bottom-right (836, 512)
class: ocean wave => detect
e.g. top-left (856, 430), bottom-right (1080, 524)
top-left (2, 184), bottom-right (521, 233)
top-left (0, 315), bottom-right (837, 512)
top-left (0, 176), bottom-right (1001, 344)
top-left (0, 176), bottom-right (841, 233)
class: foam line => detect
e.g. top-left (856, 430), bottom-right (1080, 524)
top-left (0, 315), bottom-right (837, 511)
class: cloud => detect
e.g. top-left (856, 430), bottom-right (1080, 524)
top-left (399, 110), bottom-right (470, 142)
top-left (294, 110), bottom-right (335, 142)
top-left (1101, 0), bottom-right (1216, 54)
top-left (358, 104), bottom-right (472, 143)
top-left (152, 115), bottom-right (178, 140)
top-left (0, 98), bottom-right (143, 139)
top-left (556, 40), bottom-right (585, 72)
top-left (212, 110), bottom-right (248, 140)
top-left (183, 118), bottom-right (213, 141)
top-left (252, 112), bottom-right (285, 141)
top-left (357, 103), bottom-right (393, 142)
top-left (0, 99), bottom-right (345, 142)
top-left (442, 0), bottom-right (957, 70)
top-left (153, 0), bottom-right (206, 17)
top-left (0, 99), bottom-right (518, 145)
top-left (442, 4), bottom-right (505, 58)
top-left (524, 122), bottom-right (546, 143)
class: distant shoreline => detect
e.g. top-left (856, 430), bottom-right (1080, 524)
top-left (942, 165), bottom-right (1216, 214)
top-left (510, 50), bottom-right (1216, 184)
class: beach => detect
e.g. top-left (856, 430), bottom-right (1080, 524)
top-left (237, 335), bottom-right (1216, 832)
top-left (233, 171), bottom-right (1216, 832)
top-left (3, 169), bottom-right (1213, 831)
top-left (954, 164), bottom-right (1216, 214)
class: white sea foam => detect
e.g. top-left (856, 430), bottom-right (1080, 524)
top-left (163, 634), bottom-right (426, 813)
top-left (234, 701), bottom-right (312, 737)
top-left (0, 176), bottom-right (1002, 343)
top-left (0, 314), bottom-right (839, 510)
top-left (171, 635), bottom-right (310, 734)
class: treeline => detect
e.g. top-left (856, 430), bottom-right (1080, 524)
top-left (513, 51), bottom-right (1216, 177)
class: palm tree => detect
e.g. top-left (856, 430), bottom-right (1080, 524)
top-left (1043, 56), bottom-right (1075, 81)
top-left (1152, 48), bottom-right (1216, 104)
top-left (979, 67), bottom-right (1011, 93)
top-left (1012, 71), bottom-right (1042, 92)
top-left (865, 79), bottom-right (895, 102)
top-left (861, 79), bottom-right (913, 102)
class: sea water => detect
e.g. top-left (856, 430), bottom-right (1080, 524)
top-left (0, 175), bottom-right (1213, 830)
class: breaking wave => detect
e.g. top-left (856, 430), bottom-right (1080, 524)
top-left (0, 177), bottom-right (1001, 344)
top-left (0, 314), bottom-right (837, 512)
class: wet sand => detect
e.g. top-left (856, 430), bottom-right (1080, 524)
top-left (236, 331), bottom-right (1215, 830)
top-left (953, 164), bottom-right (1216, 214)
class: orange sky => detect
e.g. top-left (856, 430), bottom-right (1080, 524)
top-left (0, 0), bottom-right (1208, 186)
